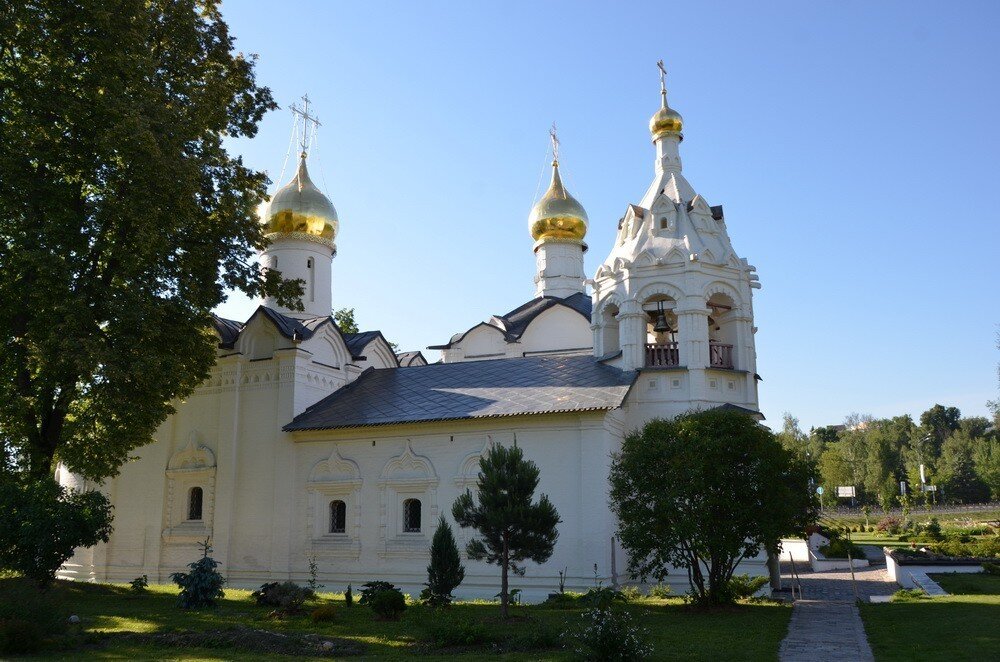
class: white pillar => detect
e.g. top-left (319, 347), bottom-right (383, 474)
top-left (533, 239), bottom-right (586, 299)
top-left (618, 299), bottom-right (646, 371)
top-left (676, 298), bottom-right (710, 397)
top-left (654, 135), bottom-right (683, 175)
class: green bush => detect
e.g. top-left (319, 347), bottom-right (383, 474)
top-left (358, 581), bottom-right (397, 605)
top-left (0, 477), bottom-right (113, 585)
top-left (420, 612), bottom-right (490, 647)
top-left (0, 618), bottom-right (44, 654)
top-left (310, 604), bottom-right (338, 623)
top-left (170, 540), bottom-right (225, 609)
top-left (820, 538), bottom-right (866, 559)
top-left (345, 583), bottom-right (353, 607)
top-left (542, 591), bottom-right (584, 609)
top-left (983, 562), bottom-right (1000, 576)
top-left (724, 574), bottom-right (769, 600)
top-left (367, 587), bottom-right (406, 620)
top-left (581, 586), bottom-right (630, 608)
top-left (877, 516), bottom-right (903, 534)
top-left (924, 518), bottom-right (942, 540)
top-left (251, 581), bottom-right (314, 614)
top-left (564, 607), bottom-right (653, 661)
top-left (648, 583), bottom-right (671, 598)
top-left (129, 574), bottom-right (148, 593)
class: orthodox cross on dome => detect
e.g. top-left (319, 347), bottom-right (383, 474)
top-left (657, 60), bottom-right (668, 103)
top-left (549, 123), bottom-right (560, 164)
top-left (290, 93), bottom-right (322, 156)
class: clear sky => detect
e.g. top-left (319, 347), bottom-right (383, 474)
top-left (215, 0), bottom-right (999, 430)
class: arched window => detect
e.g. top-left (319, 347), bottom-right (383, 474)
top-left (187, 487), bottom-right (203, 521)
top-left (329, 500), bottom-right (347, 534)
top-left (402, 498), bottom-right (421, 532)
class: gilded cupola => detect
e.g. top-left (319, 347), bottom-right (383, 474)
top-left (261, 153), bottom-right (338, 246)
top-left (650, 60), bottom-right (683, 140)
top-left (528, 159), bottom-right (589, 244)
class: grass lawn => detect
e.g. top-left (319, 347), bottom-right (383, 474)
top-left (0, 578), bottom-right (792, 660)
top-left (861, 573), bottom-right (1000, 661)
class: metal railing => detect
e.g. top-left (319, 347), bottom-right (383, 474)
top-left (787, 551), bottom-right (803, 600)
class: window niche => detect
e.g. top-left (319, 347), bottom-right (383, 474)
top-left (378, 441), bottom-right (438, 558)
top-left (163, 434), bottom-right (216, 544)
top-left (307, 447), bottom-right (362, 558)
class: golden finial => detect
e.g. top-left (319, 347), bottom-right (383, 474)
top-left (650, 60), bottom-right (683, 139)
top-left (528, 126), bottom-right (588, 243)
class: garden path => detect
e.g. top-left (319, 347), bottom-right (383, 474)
top-left (778, 564), bottom-right (895, 661)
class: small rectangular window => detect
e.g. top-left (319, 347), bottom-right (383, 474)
top-left (403, 498), bottom-right (421, 533)
top-left (330, 500), bottom-right (347, 534)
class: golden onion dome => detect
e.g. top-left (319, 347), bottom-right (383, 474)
top-left (528, 160), bottom-right (588, 243)
top-left (650, 104), bottom-right (683, 139)
top-left (262, 153), bottom-right (338, 245)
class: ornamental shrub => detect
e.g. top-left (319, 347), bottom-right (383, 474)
top-left (648, 583), bottom-right (672, 598)
top-left (129, 574), bottom-right (149, 593)
top-left (358, 581), bottom-right (397, 605)
top-left (723, 574), bottom-right (769, 601)
top-left (345, 583), bottom-right (353, 607)
top-left (820, 538), bottom-right (866, 560)
top-left (251, 581), bottom-right (314, 614)
top-left (877, 516), bottom-right (903, 534)
top-left (581, 586), bottom-right (629, 608)
top-left (924, 518), bottom-right (943, 540)
top-left (367, 587), bottom-right (406, 620)
top-left (420, 516), bottom-right (465, 607)
top-left (420, 612), bottom-right (490, 647)
top-left (563, 607), bottom-right (653, 661)
top-left (983, 562), bottom-right (1000, 576)
top-left (170, 540), bottom-right (225, 608)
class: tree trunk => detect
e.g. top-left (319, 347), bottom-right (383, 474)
top-left (500, 533), bottom-right (509, 619)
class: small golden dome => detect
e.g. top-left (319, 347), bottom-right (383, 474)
top-left (262, 153), bottom-right (338, 244)
top-left (529, 161), bottom-right (588, 243)
top-left (649, 104), bottom-right (683, 139)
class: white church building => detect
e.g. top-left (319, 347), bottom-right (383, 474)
top-left (58, 69), bottom-right (765, 599)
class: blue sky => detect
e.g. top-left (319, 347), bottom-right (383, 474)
top-left (216, 1), bottom-right (999, 430)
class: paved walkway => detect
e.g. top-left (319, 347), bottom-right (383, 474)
top-left (778, 563), bottom-right (896, 661)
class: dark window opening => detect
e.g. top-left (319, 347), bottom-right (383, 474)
top-left (402, 498), bottom-right (421, 532)
top-left (188, 487), bottom-right (203, 521)
top-left (330, 500), bottom-right (347, 534)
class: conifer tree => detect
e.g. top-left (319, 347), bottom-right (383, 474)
top-left (421, 515), bottom-right (465, 607)
top-left (452, 444), bottom-right (560, 618)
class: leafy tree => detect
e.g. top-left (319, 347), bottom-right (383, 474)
top-left (974, 437), bottom-right (1000, 500)
top-left (818, 442), bottom-right (853, 498)
top-left (609, 410), bottom-right (817, 606)
top-left (775, 412), bottom-right (808, 459)
top-left (919, 404), bottom-right (961, 455)
top-left (0, 0), bottom-right (297, 483)
top-left (333, 307), bottom-right (359, 334)
top-left (0, 476), bottom-right (113, 584)
top-left (938, 431), bottom-right (990, 503)
top-left (420, 515), bottom-right (465, 607)
top-left (452, 444), bottom-right (560, 618)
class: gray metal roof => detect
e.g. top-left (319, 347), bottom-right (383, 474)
top-left (284, 354), bottom-right (636, 431)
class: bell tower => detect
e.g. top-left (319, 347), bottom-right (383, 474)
top-left (591, 63), bottom-right (762, 413)
top-left (259, 96), bottom-right (339, 318)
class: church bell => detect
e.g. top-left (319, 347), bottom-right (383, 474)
top-left (653, 300), bottom-right (671, 334)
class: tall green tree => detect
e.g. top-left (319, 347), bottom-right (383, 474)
top-left (420, 515), bottom-right (465, 607)
top-left (609, 410), bottom-right (817, 606)
top-left (0, 0), bottom-right (299, 482)
top-left (452, 444), bottom-right (560, 619)
top-left (974, 437), bottom-right (1000, 500)
top-left (919, 404), bottom-right (961, 456)
top-left (938, 431), bottom-right (990, 503)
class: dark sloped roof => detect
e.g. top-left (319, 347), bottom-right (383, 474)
top-left (396, 351), bottom-right (427, 367)
top-left (429, 293), bottom-right (592, 349)
top-left (211, 306), bottom-right (393, 364)
top-left (211, 315), bottom-right (244, 349)
top-left (341, 331), bottom-right (382, 358)
top-left (284, 353), bottom-right (636, 431)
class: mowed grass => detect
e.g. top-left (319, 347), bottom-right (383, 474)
top-left (0, 578), bottom-right (793, 660)
top-left (861, 573), bottom-right (1000, 661)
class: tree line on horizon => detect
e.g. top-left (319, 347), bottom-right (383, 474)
top-left (777, 404), bottom-right (1000, 508)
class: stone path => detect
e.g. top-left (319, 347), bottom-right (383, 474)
top-left (778, 563), bottom-right (897, 661)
